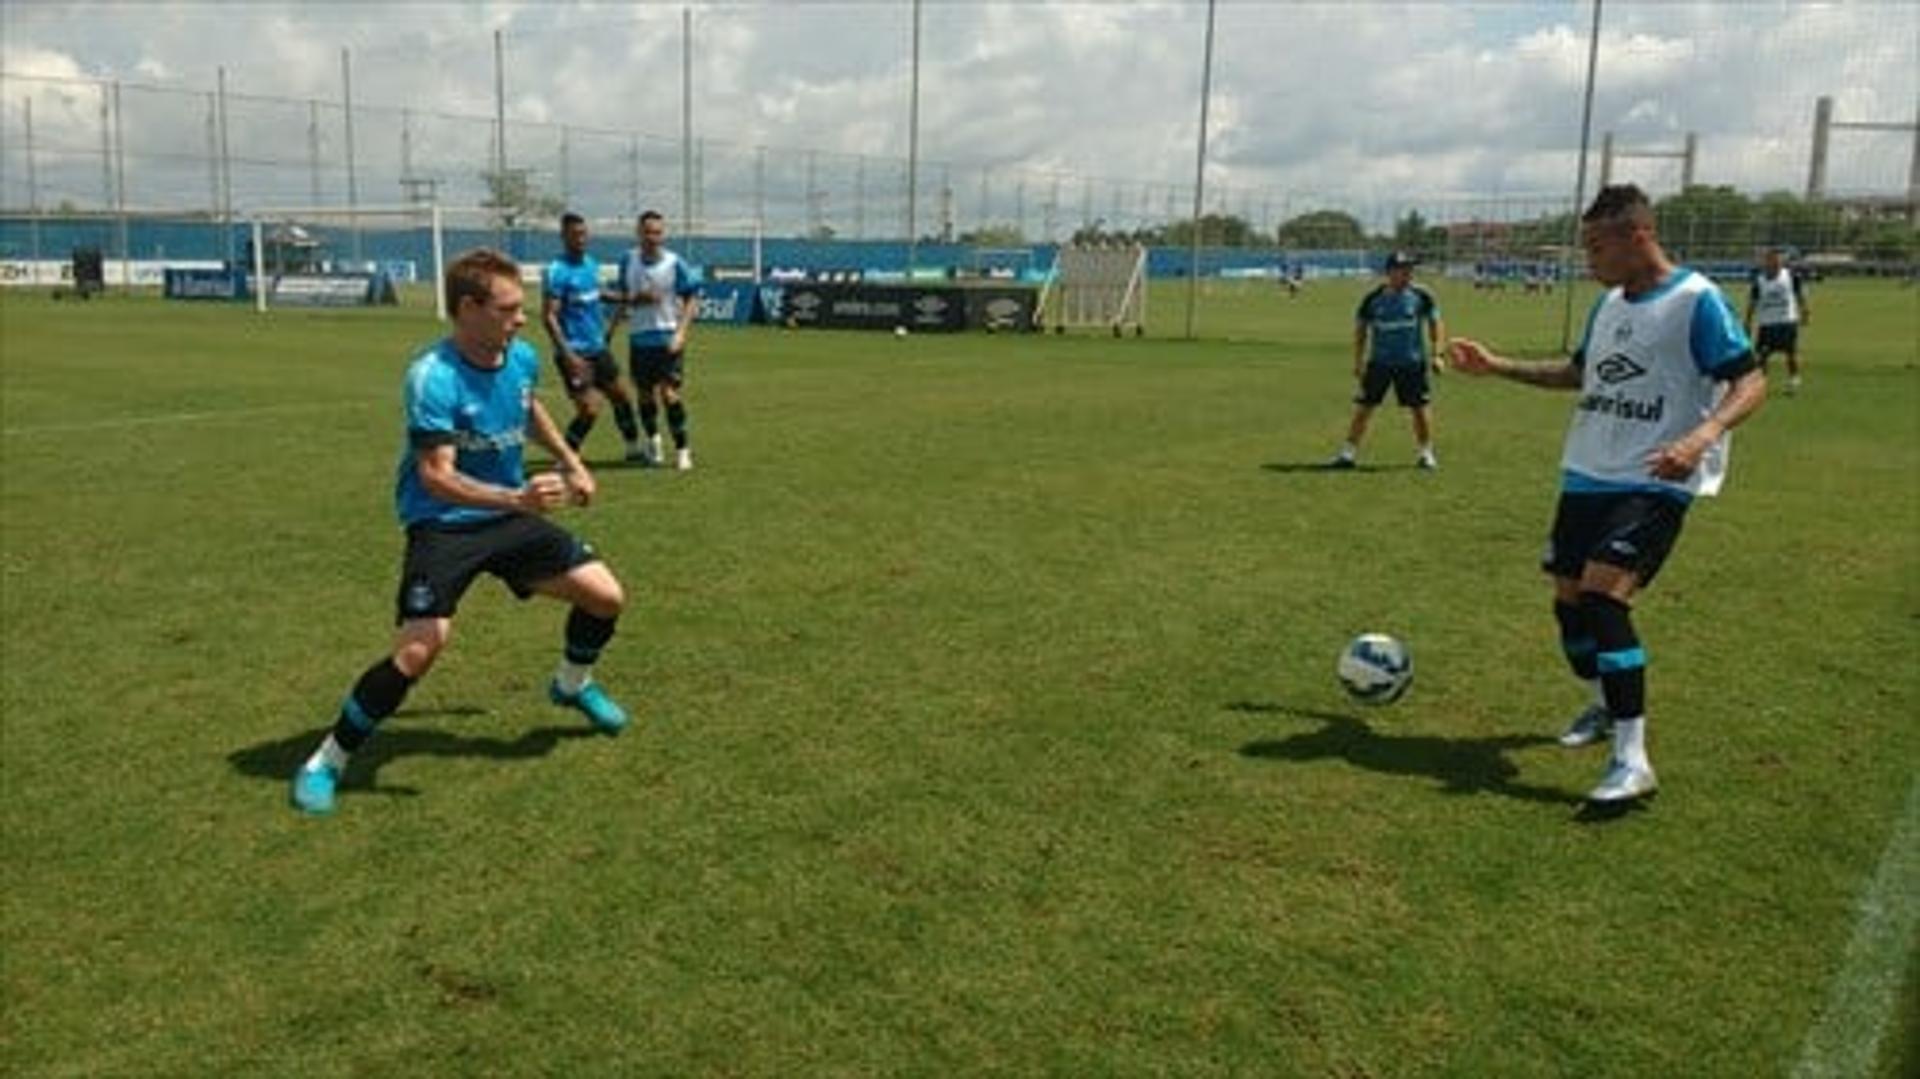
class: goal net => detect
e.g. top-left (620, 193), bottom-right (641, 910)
top-left (1040, 242), bottom-right (1147, 335)
top-left (243, 204), bottom-right (449, 317)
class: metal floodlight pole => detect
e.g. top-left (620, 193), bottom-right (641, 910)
top-left (1560, 0), bottom-right (1603, 353)
top-left (1185, 0), bottom-right (1218, 340)
top-left (431, 203), bottom-right (447, 322)
top-left (341, 48), bottom-right (361, 262)
top-left (907, 0), bottom-right (923, 273)
top-left (682, 7), bottom-right (693, 234)
top-left (112, 80), bottom-right (128, 280)
top-left (25, 97), bottom-right (42, 260)
top-left (217, 67), bottom-right (234, 265)
top-left (494, 28), bottom-right (507, 250)
top-left (308, 100), bottom-right (323, 204)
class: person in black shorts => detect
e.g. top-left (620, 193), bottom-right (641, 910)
top-left (611, 211), bottom-right (702, 470)
top-left (1328, 252), bottom-right (1446, 470)
top-left (290, 249), bottom-right (634, 816)
top-left (1744, 247), bottom-right (1810, 395)
top-left (543, 213), bottom-right (645, 459)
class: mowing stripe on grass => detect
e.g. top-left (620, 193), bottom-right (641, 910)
top-left (1793, 776), bottom-right (1920, 1079)
top-left (0, 399), bottom-right (383, 437)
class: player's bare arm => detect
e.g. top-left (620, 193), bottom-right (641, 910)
top-left (1447, 338), bottom-right (1581, 389)
top-left (542, 294), bottom-right (588, 383)
top-left (1352, 324), bottom-right (1368, 380)
top-left (415, 443), bottom-right (568, 514)
top-left (527, 398), bottom-right (596, 505)
top-left (1645, 366), bottom-right (1768, 480)
top-left (671, 295), bottom-right (697, 355)
top-left (1430, 316), bottom-right (1448, 373)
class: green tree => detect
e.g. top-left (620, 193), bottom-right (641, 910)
top-left (1162, 214), bottom-right (1261, 247)
top-left (479, 168), bottom-right (565, 227)
top-left (959, 224), bottom-right (1027, 246)
top-left (1653, 185), bottom-right (1753, 261)
top-left (1276, 210), bottom-right (1366, 250)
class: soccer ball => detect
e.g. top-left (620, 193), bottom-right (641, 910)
top-left (1337, 633), bottom-right (1413, 705)
top-left (894, 325), bottom-right (908, 338)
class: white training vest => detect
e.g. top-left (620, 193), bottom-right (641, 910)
top-left (1750, 267), bottom-right (1801, 327)
top-left (1562, 270), bottom-right (1751, 500)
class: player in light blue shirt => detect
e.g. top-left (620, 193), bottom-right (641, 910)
top-left (1328, 252), bottom-right (1446, 470)
top-left (543, 212), bottom-right (646, 461)
top-left (290, 249), bottom-right (636, 815)
top-left (611, 210), bottom-right (702, 470)
top-left (1449, 185), bottom-right (1767, 805)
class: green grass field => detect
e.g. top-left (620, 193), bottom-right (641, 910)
top-left (3, 277), bottom-right (1915, 1076)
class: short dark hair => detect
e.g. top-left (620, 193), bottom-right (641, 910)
top-left (639, 210), bottom-right (665, 227)
top-left (444, 248), bottom-right (520, 313)
top-left (560, 211), bottom-right (586, 229)
top-left (1582, 184), bottom-right (1654, 229)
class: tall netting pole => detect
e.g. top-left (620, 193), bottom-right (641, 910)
top-left (1184, 0), bottom-right (1218, 340)
top-left (1560, 0), bottom-right (1603, 353)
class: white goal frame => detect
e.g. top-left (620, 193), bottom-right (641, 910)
top-left (1040, 242), bottom-right (1148, 335)
top-left (245, 204), bottom-right (447, 319)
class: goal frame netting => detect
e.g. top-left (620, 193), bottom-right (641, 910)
top-left (244, 204), bottom-right (447, 318)
top-left (1039, 242), bottom-right (1148, 336)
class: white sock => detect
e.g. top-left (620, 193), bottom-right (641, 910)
top-left (307, 735), bottom-right (349, 774)
top-left (1612, 716), bottom-right (1649, 770)
top-left (1417, 443), bottom-right (1435, 460)
top-left (555, 660), bottom-right (593, 695)
top-left (1338, 441), bottom-right (1357, 459)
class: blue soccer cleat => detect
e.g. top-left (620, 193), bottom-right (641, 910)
top-left (549, 679), bottom-right (629, 735)
top-left (291, 761), bottom-right (340, 815)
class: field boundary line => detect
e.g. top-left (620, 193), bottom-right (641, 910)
top-left (1, 399), bottom-right (386, 437)
top-left (1793, 775), bottom-right (1920, 1078)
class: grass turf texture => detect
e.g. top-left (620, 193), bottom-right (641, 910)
top-left (2, 279), bottom-right (1915, 1076)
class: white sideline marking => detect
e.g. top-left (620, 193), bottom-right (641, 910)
top-left (0, 399), bottom-right (383, 437)
top-left (1793, 776), bottom-right (1920, 1078)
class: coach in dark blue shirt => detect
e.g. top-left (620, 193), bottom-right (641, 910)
top-left (1329, 252), bottom-right (1446, 470)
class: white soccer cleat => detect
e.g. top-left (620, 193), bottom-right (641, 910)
top-left (648, 434), bottom-right (664, 463)
top-left (1587, 757), bottom-right (1657, 803)
top-left (675, 448), bottom-right (693, 471)
top-left (1557, 704), bottom-right (1612, 748)
top-left (1416, 451), bottom-right (1438, 471)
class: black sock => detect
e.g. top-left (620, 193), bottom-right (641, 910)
top-left (565, 607), bottom-right (619, 665)
top-left (565, 414), bottom-right (595, 450)
top-left (666, 401), bottom-right (688, 449)
top-left (611, 400), bottom-right (639, 442)
top-left (638, 401), bottom-right (660, 438)
top-left (332, 657), bottom-right (415, 753)
top-left (1580, 592), bottom-right (1645, 718)
top-left (1553, 601), bottom-right (1598, 680)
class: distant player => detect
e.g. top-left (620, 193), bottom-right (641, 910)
top-left (1329, 251), bottom-right (1445, 470)
top-left (290, 249), bottom-right (632, 816)
top-left (543, 212), bottom-right (646, 460)
top-left (1448, 184), bottom-right (1768, 803)
top-left (1745, 247), bottom-right (1810, 395)
top-left (611, 211), bottom-right (701, 470)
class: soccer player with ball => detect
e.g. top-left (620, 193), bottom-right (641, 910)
top-left (1448, 185), bottom-right (1768, 803)
top-left (290, 249), bottom-right (633, 815)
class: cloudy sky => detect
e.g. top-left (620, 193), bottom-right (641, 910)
top-left (1, 1), bottom-right (1913, 235)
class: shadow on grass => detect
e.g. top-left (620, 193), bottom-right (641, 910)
top-left (1229, 700), bottom-right (1578, 807)
top-left (227, 706), bottom-right (597, 800)
top-left (1260, 461), bottom-right (1421, 475)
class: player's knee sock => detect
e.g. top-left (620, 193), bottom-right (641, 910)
top-left (1581, 593), bottom-right (1648, 763)
top-left (638, 400), bottom-right (660, 438)
top-left (325, 657), bottom-right (416, 759)
top-left (611, 400), bottom-right (639, 443)
top-left (666, 401), bottom-right (689, 449)
top-left (556, 607), bottom-right (619, 692)
top-left (565, 413), bottom-right (596, 450)
top-left (1553, 600), bottom-right (1602, 702)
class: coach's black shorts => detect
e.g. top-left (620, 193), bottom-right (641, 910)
top-left (1755, 323), bottom-right (1799, 356)
top-left (1542, 491), bottom-right (1689, 587)
top-left (395, 514), bottom-right (598, 622)
top-left (554, 348), bottom-right (622, 396)
top-left (1356, 364), bottom-right (1430, 408)
top-left (630, 344), bottom-right (685, 388)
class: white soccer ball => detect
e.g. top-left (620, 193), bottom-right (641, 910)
top-left (1337, 633), bottom-right (1413, 705)
top-left (893, 325), bottom-right (908, 337)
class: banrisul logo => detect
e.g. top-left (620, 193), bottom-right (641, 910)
top-left (1594, 353), bottom-right (1648, 385)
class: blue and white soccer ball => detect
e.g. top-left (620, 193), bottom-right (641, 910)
top-left (1337, 633), bottom-right (1413, 705)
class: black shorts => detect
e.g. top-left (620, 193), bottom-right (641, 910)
top-left (1755, 323), bottom-right (1798, 357)
top-left (396, 514), bottom-right (598, 622)
top-left (1356, 365), bottom-right (1430, 407)
top-left (631, 345), bottom-right (685, 388)
top-left (1542, 491), bottom-right (1689, 587)
top-left (554, 348), bottom-right (622, 396)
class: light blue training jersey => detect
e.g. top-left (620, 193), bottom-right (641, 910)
top-left (394, 338), bottom-right (541, 527)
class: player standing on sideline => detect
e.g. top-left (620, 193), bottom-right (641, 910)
top-left (291, 249), bottom-right (632, 816)
top-left (611, 211), bottom-right (701, 470)
top-left (1448, 185), bottom-right (1768, 803)
top-left (1328, 252), bottom-right (1446, 470)
top-left (1745, 246), bottom-right (1811, 396)
top-left (543, 213), bottom-right (646, 460)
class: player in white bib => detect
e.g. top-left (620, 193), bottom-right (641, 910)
top-left (1448, 185), bottom-right (1768, 804)
top-left (1744, 246), bottom-right (1810, 395)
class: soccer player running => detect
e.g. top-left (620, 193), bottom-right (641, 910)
top-left (611, 210), bottom-right (701, 470)
top-left (1745, 246), bottom-right (1811, 396)
top-left (1329, 252), bottom-right (1446, 470)
top-left (1448, 185), bottom-right (1768, 803)
top-left (543, 212), bottom-right (646, 460)
top-left (291, 249), bottom-right (632, 816)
